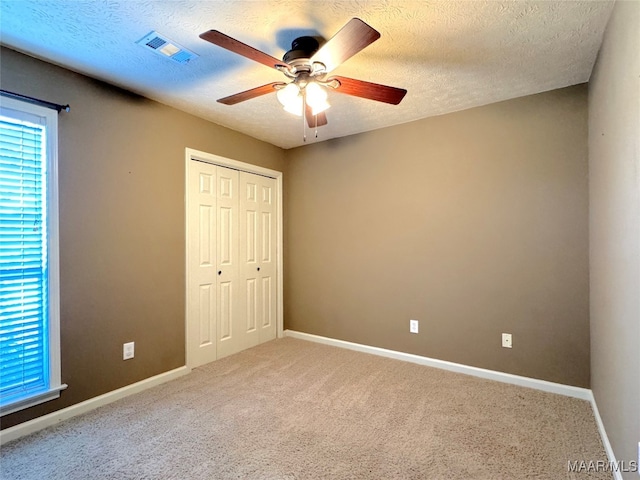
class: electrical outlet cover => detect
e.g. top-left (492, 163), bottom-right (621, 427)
top-left (410, 320), bottom-right (419, 334)
top-left (123, 342), bottom-right (135, 360)
top-left (501, 333), bottom-right (512, 348)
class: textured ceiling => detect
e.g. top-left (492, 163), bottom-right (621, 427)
top-left (0, 1), bottom-right (613, 149)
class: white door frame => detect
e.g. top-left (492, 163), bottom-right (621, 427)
top-left (185, 148), bottom-right (284, 369)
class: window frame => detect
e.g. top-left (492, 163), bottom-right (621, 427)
top-left (0, 96), bottom-right (65, 415)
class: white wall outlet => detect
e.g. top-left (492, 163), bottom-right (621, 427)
top-left (410, 319), bottom-right (419, 334)
top-left (123, 342), bottom-right (135, 360)
top-left (502, 333), bottom-right (512, 348)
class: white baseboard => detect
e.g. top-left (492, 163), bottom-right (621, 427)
top-left (284, 330), bottom-right (592, 399)
top-left (0, 365), bottom-right (190, 445)
top-left (587, 391), bottom-right (624, 480)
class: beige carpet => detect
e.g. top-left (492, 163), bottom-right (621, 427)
top-left (1, 338), bottom-right (610, 479)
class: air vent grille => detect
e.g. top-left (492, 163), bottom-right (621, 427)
top-left (136, 31), bottom-right (198, 65)
top-left (146, 37), bottom-right (166, 50)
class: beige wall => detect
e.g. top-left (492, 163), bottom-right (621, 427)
top-left (588, 1), bottom-right (640, 476)
top-left (285, 85), bottom-right (590, 387)
top-left (0, 47), bottom-right (285, 429)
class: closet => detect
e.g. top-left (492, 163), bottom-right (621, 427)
top-left (187, 158), bottom-right (277, 367)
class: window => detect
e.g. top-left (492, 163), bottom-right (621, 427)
top-left (0, 96), bottom-right (65, 415)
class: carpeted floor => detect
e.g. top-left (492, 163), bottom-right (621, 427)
top-left (0, 338), bottom-right (610, 479)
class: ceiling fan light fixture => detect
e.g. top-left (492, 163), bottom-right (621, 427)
top-left (305, 82), bottom-right (330, 115)
top-left (277, 82), bottom-right (306, 116)
top-left (276, 83), bottom-right (300, 107)
top-left (283, 97), bottom-right (303, 116)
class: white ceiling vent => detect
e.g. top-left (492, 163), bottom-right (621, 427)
top-left (136, 31), bottom-right (198, 64)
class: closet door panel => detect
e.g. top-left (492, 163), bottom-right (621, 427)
top-left (258, 177), bottom-right (277, 342)
top-left (240, 172), bottom-right (261, 349)
top-left (216, 166), bottom-right (241, 359)
top-left (187, 161), bottom-right (217, 366)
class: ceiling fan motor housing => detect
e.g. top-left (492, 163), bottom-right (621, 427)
top-left (283, 36), bottom-right (320, 63)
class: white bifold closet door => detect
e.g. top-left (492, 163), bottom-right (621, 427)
top-left (239, 171), bottom-right (277, 351)
top-left (215, 166), bottom-right (240, 359)
top-left (188, 161), bottom-right (276, 366)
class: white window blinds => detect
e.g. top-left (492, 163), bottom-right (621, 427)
top-left (0, 97), bottom-right (64, 415)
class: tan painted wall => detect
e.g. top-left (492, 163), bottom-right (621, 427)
top-left (588, 0), bottom-right (640, 476)
top-left (0, 47), bottom-right (285, 429)
top-left (285, 85), bottom-right (590, 387)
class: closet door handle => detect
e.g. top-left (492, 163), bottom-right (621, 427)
top-left (218, 270), bottom-right (222, 275)
top-left (257, 267), bottom-right (260, 271)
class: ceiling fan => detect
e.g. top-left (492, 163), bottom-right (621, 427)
top-left (199, 18), bottom-right (407, 131)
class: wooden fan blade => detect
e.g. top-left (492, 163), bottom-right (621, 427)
top-left (305, 104), bottom-right (329, 128)
top-left (329, 76), bottom-right (407, 105)
top-left (200, 30), bottom-right (288, 71)
top-left (218, 82), bottom-right (284, 105)
top-left (310, 18), bottom-right (380, 74)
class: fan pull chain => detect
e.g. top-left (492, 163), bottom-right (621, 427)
top-left (302, 90), bottom-right (307, 142)
top-left (302, 111), bottom-right (306, 142)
